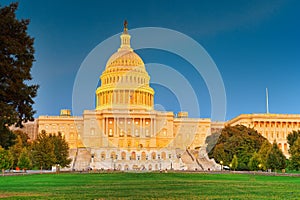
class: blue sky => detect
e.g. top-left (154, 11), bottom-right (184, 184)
top-left (2, 0), bottom-right (300, 121)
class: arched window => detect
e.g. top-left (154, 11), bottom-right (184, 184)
top-left (101, 152), bottom-right (106, 160)
top-left (151, 152), bottom-right (156, 160)
top-left (110, 151), bottom-right (116, 159)
top-left (278, 143), bottom-right (282, 151)
top-left (284, 143), bottom-right (288, 152)
top-left (161, 152), bottom-right (166, 160)
top-left (121, 152), bottom-right (126, 160)
top-left (141, 152), bottom-right (146, 160)
top-left (124, 164), bottom-right (129, 170)
top-left (131, 152), bottom-right (136, 160)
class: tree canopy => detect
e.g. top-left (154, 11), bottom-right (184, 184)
top-left (209, 125), bottom-right (269, 170)
top-left (287, 130), bottom-right (300, 152)
top-left (51, 132), bottom-right (72, 168)
top-left (31, 131), bottom-right (71, 170)
top-left (288, 137), bottom-right (300, 171)
top-left (266, 141), bottom-right (286, 171)
top-left (0, 2), bottom-right (38, 148)
top-left (31, 131), bottom-right (56, 170)
top-left (0, 147), bottom-right (13, 172)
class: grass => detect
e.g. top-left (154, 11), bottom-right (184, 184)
top-left (0, 172), bottom-right (300, 199)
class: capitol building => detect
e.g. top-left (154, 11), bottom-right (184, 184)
top-left (19, 22), bottom-right (300, 170)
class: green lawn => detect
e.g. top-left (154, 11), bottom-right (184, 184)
top-left (0, 172), bottom-right (299, 199)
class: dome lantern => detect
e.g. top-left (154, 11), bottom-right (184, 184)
top-left (119, 20), bottom-right (132, 51)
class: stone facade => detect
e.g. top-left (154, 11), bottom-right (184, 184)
top-left (28, 23), bottom-right (221, 171)
top-left (16, 23), bottom-right (300, 170)
top-left (226, 113), bottom-right (300, 158)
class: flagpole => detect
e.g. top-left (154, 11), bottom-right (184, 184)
top-left (266, 88), bottom-right (269, 114)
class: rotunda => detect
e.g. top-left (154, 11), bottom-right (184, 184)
top-left (96, 21), bottom-right (154, 110)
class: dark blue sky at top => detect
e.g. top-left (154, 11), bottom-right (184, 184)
top-left (2, 0), bottom-right (300, 121)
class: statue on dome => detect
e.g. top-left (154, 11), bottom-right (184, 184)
top-left (124, 20), bottom-right (128, 33)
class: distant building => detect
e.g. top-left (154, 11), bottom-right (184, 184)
top-left (226, 113), bottom-right (300, 158)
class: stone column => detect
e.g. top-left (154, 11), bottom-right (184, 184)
top-left (150, 118), bottom-right (152, 137)
top-left (105, 117), bottom-right (108, 136)
top-left (132, 117), bottom-right (134, 137)
top-left (124, 117), bottom-right (127, 137)
top-left (153, 118), bottom-right (156, 137)
top-left (114, 117), bottom-right (117, 137)
top-left (139, 118), bottom-right (142, 137)
top-left (102, 117), bottom-right (105, 136)
top-left (123, 89), bottom-right (125, 104)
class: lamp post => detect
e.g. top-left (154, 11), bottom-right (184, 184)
top-left (220, 161), bottom-right (223, 171)
top-left (258, 164), bottom-right (262, 171)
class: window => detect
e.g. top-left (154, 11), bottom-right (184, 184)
top-left (120, 129), bottom-right (124, 137)
top-left (91, 129), bottom-right (95, 135)
top-left (101, 152), bottom-right (106, 160)
top-left (161, 152), bottom-right (166, 160)
top-left (131, 152), bottom-right (136, 160)
top-left (163, 130), bottom-right (167, 136)
top-left (145, 129), bottom-right (150, 137)
top-left (109, 129), bottom-right (113, 137)
top-left (151, 152), bottom-right (156, 160)
top-left (135, 129), bottom-right (139, 137)
top-left (121, 152), bottom-right (126, 160)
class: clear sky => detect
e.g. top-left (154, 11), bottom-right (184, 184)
top-left (2, 0), bottom-right (300, 121)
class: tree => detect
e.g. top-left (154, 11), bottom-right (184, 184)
top-left (0, 146), bottom-right (13, 174)
top-left (17, 148), bottom-right (32, 170)
top-left (0, 2), bottom-right (39, 148)
top-left (9, 135), bottom-right (24, 168)
top-left (257, 140), bottom-right (272, 171)
top-left (209, 125), bottom-right (268, 170)
top-left (287, 130), bottom-right (300, 153)
top-left (14, 130), bottom-right (31, 147)
top-left (51, 132), bottom-right (71, 168)
top-left (31, 131), bottom-right (56, 170)
top-left (0, 126), bottom-right (16, 149)
top-left (230, 154), bottom-right (238, 171)
top-left (289, 137), bottom-right (300, 171)
top-left (248, 152), bottom-right (262, 171)
top-left (266, 141), bottom-right (286, 171)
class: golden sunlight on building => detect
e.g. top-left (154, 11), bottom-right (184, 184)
top-left (31, 22), bottom-right (222, 171)
top-left (17, 22), bottom-right (300, 170)
top-left (226, 113), bottom-right (300, 158)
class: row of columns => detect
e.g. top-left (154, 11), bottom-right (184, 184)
top-left (97, 90), bottom-right (153, 107)
top-left (253, 121), bottom-right (300, 129)
top-left (253, 121), bottom-right (300, 140)
top-left (102, 74), bottom-right (146, 85)
top-left (102, 117), bottom-right (157, 138)
top-left (100, 151), bottom-right (169, 161)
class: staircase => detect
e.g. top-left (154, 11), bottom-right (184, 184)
top-left (180, 148), bottom-right (219, 171)
top-left (180, 149), bottom-right (201, 170)
top-left (197, 157), bottom-right (218, 171)
top-left (73, 148), bottom-right (91, 170)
